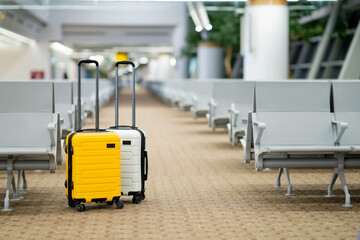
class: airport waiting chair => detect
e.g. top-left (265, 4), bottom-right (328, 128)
top-left (146, 81), bottom-right (163, 98)
top-left (54, 81), bottom-right (75, 138)
top-left (73, 80), bottom-right (96, 118)
top-left (160, 80), bottom-right (182, 105)
top-left (227, 81), bottom-right (255, 146)
top-left (206, 80), bottom-right (243, 131)
top-left (245, 81), bottom-right (353, 207)
top-left (0, 81), bottom-right (62, 211)
top-left (169, 81), bottom-right (183, 107)
top-left (327, 80), bottom-right (360, 201)
top-left (99, 79), bottom-right (115, 107)
top-left (178, 80), bottom-right (196, 112)
top-left (190, 80), bottom-right (213, 119)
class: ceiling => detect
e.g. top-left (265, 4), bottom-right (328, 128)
top-left (63, 25), bottom-right (174, 49)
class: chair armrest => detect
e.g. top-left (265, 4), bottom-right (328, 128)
top-left (241, 118), bottom-right (248, 124)
top-left (210, 98), bottom-right (217, 107)
top-left (253, 120), bottom-right (266, 145)
top-left (47, 120), bottom-right (57, 146)
top-left (208, 98), bottom-right (217, 116)
top-left (67, 106), bottom-right (75, 129)
top-left (233, 111), bottom-right (240, 128)
top-left (47, 121), bottom-right (56, 131)
top-left (332, 120), bottom-right (348, 145)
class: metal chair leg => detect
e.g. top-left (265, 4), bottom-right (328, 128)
top-left (325, 170), bottom-right (338, 198)
top-left (284, 168), bottom-right (294, 196)
top-left (337, 167), bottom-right (352, 207)
top-left (274, 168), bottom-right (283, 188)
top-left (2, 159), bottom-right (13, 211)
top-left (22, 170), bottom-right (29, 191)
top-left (11, 170), bottom-right (23, 201)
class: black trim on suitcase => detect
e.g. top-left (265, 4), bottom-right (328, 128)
top-left (77, 129), bottom-right (107, 132)
top-left (110, 125), bottom-right (147, 194)
top-left (144, 150), bottom-right (148, 181)
top-left (67, 132), bottom-right (76, 201)
top-left (138, 129), bottom-right (146, 193)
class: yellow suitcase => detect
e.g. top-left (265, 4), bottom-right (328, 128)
top-left (65, 60), bottom-right (123, 212)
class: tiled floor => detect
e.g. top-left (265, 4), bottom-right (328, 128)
top-left (1, 88), bottom-right (360, 239)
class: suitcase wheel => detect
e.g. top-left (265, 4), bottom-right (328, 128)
top-left (116, 200), bottom-right (124, 209)
top-left (132, 194), bottom-right (142, 204)
top-left (68, 199), bottom-right (76, 208)
top-left (76, 204), bottom-right (85, 212)
top-left (141, 192), bottom-right (146, 200)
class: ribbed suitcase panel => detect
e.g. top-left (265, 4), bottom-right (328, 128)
top-left (67, 132), bottom-right (121, 202)
top-left (109, 129), bottom-right (143, 195)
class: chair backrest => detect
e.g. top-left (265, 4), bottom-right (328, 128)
top-left (54, 81), bottom-right (73, 105)
top-left (192, 80), bottom-right (213, 98)
top-left (212, 80), bottom-right (243, 99)
top-left (54, 81), bottom-right (73, 130)
top-left (0, 81), bottom-right (54, 113)
top-left (72, 80), bottom-right (96, 101)
top-left (255, 81), bottom-right (334, 146)
top-left (233, 81), bottom-right (255, 110)
top-left (231, 81), bottom-right (255, 131)
top-left (332, 80), bottom-right (360, 145)
top-left (0, 81), bottom-right (54, 148)
top-left (255, 81), bottom-right (330, 112)
top-left (210, 80), bottom-right (244, 115)
top-left (332, 80), bottom-right (360, 112)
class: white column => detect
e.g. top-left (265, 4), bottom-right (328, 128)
top-left (244, 0), bottom-right (288, 81)
top-left (197, 42), bottom-right (224, 79)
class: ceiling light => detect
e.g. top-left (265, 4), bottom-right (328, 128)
top-left (170, 58), bottom-right (177, 67)
top-left (196, 2), bottom-right (211, 30)
top-left (0, 27), bottom-right (35, 45)
top-left (139, 57), bottom-right (149, 64)
top-left (89, 55), bottom-right (105, 65)
top-left (50, 42), bottom-right (73, 55)
top-left (188, 3), bottom-right (202, 28)
top-left (195, 25), bottom-right (203, 32)
top-left (205, 24), bottom-right (213, 31)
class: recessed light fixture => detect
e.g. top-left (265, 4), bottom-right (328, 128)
top-left (0, 27), bottom-right (35, 45)
top-left (195, 25), bottom-right (203, 32)
top-left (50, 42), bottom-right (73, 55)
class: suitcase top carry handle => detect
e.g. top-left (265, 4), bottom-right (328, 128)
top-left (115, 61), bottom-right (136, 128)
top-left (78, 59), bottom-right (99, 66)
top-left (77, 59), bottom-right (100, 131)
top-left (115, 61), bottom-right (135, 68)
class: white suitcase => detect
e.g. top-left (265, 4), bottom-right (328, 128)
top-left (108, 61), bottom-right (148, 204)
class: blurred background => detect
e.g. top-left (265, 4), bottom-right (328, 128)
top-left (0, 0), bottom-right (359, 82)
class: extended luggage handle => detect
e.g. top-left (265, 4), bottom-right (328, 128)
top-left (115, 61), bottom-right (136, 128)
top-left (77, 60), bottom-right (100, 131)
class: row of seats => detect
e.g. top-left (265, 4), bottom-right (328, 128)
top-left (146, 79), bottom-right (360, 207)
top-left (0, 79), bottom-right (116, 211)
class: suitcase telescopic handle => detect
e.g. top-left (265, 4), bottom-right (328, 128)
top-left (77, 59), bottom-right (100, 131)
top-left (115, 61), bottom-right (136, 128)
